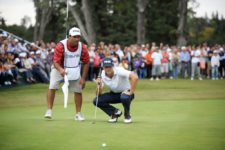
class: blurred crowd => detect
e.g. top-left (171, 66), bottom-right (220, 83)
top-left (0, 31), bottom-right (225, 87)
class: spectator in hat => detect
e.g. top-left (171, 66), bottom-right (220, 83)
top-left (29, 51), bottom-right (49, 83)
top-left (180, 46), bottom-right (191, 79)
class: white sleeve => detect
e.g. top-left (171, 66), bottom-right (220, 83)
top-left (116, 67), bottom-right (130, 78)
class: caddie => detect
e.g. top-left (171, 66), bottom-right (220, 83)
top-left (44, 27), bottom-right (89, 121)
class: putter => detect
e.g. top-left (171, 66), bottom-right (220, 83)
top-left (92, 67), bottom-right (102, 124)
top-left (92, 83), bottom-right (100, 124)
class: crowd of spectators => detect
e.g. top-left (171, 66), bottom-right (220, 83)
top-left (0, 30), bottom-right (225, 87)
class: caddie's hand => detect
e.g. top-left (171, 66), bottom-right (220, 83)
top-left (80, 78), bottom-right (86, 89)
top-left (59, 69), bottom-right (67, 77)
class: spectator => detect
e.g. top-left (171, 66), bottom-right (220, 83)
top-left (145, 48), bottom-right (154, 79)
top-left (21, 53), bottom-right (36, 83)
top-left (191, 46), bottom-right (202, 80)
top-left (211, 51), bottom-right (220, 80)
top-left (161, 47), bottom-right (170, 78)
top-left (151, 48), bottom-right (162, 80)
top-left (180, 46), bottom-right (191, 79)
top-left (218, 47), bottom-right (225, 79)
top-left (172, 48), bottom-right (179, 79)
top-left (29, 51), bottom-right (49, 83)
top-left (87, 43), bottom-right (96, 81)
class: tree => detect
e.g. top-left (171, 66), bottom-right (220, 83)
top-left (146, 0), bottom-right (179, 45)
top-left (33, 0), bottom-right (53, 41)
top-left (20, 16), bottom-right (32, 28)
top-left (177, 0), bottom-right (188, 47)
top-left (94, 0), bottom-right (137, 45)
top-left (81, 0), bottom-right (96, 44)
top-left (68, 1), bottom-right (89, 43)
top-left (137, 0), bottom-right (149, 44)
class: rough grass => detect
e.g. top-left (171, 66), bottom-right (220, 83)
top-left (0, 79), bottom-right (225, 150)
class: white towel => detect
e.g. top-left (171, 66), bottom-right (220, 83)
top-left (62, 75), bottom-right (69, 108)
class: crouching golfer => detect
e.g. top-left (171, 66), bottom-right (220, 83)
top-left (93, 58), bottom-right (138, 123)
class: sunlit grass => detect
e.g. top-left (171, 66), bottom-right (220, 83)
top-left (0, 80), bottom-right (225, 150)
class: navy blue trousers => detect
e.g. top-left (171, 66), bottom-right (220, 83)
top-left (93, 91), bottom-right (134, 118)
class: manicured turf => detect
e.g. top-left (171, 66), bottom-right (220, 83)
top-left (0, 79), bottom-right (225, 150)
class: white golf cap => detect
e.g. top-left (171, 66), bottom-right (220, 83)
top-left (181, 46), bottom-right (186, 50)
top-left (0, 31), bottom-right (7, 37)
top-left (30, 51), bottom-right (35, 55)
top-left (19, 52), bottom-right (27, 57)
top-left (69, 27), bottom-right (81, 36)
top-left (36, 50), bottom-right (41, 54)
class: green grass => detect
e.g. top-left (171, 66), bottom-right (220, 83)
top-left (0, 79), bottom-right (225, 150)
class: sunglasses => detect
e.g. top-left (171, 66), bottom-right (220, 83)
top-left (72, 35), bottom-right (80, 38)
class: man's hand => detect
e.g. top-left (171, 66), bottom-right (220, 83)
top-left (59, 68), bottom-right (67, 77)
top-left (80, 78), bottom-right (86, 89)
top-left (96, 76), bottom-right (102, 86)
top-left (95, 76), bottom-right (103, 96)
top-left (122, 89), bottom-right (132, 95)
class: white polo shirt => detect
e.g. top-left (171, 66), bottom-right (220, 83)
top-left (101, 67), bottom-right (131, 93)
top-left (191, 49), bottom-right (201, 63)
top-left (151, 52), bottom-right (162, 65)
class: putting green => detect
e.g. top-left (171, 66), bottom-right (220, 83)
top-left (0, 80), bottom-right (225, 150)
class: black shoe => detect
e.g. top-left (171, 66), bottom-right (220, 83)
top-left (108, 110), bottom-right (122, 123)
top-left (124, 115), bottom-right (132, 123)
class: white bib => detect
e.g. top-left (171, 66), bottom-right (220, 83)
top-left (60, 39), bottom-right (82, 80)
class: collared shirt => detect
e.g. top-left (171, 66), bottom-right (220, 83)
top-left (101, 67), bottom-right (131, 93)
top-left (53, 39), bottom-right (89, 67)
top-left (180, 51), bottom-right (190, 62)
top-left (151, 52), bottom-right (162, 65)
top-left (191, 50), bottom-right (201, 63)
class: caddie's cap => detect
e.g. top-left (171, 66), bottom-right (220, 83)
top-left (0, 31), bottom-right (7, 37)
top-left (69, 27), bottom-right (81, 36)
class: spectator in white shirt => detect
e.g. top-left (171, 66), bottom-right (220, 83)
top-left (211, 51), bottom-right (220, 80)
top-left (191, 47), bottom-right (202, 80)
top-left (150, 48), bottom-right (162, 80)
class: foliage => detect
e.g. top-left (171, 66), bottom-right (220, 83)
top-left (0, 80), bottom-right (225, 150)
top-left (92, 0), bottom-right (137, 45)
top-left (0, 0), bottom-right (225, 45)
top-left (187, 14), bottom-right (225, 46)
top-left (146, 0), bottom-right (179, 45)
top-left (0, 24), bottom-right (34, 42)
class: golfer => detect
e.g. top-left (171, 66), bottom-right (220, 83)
top-left (93, 58), bottom-right (138, 123)
top-left (44, 27), bottom-right (89, 121)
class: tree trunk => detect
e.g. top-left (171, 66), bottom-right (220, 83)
top-left (177, 0), bottom-right (188, 47)
top-left (33, 7), bottom-right (39, 41)
top-left (33, 0), bottom-right (53, 41)
top-left (137, 0), bottom-right (149, 44)
top-left (38, 8), bottom-right (52, 40)
top-left (69, 5), bottom-right (89, 44)
top-left (82, 0), bottom-right (96, 44)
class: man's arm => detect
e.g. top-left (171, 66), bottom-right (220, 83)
top-left (80, 44), bottom-right (90, 89)
top-left (54, 62), bottom-right (66, 77)
top-left (129, 72), bottom-right (138, 95)
top-left (53, 43), bottom-right (66, 76)
top-left (95, 77), bottom-right (104, 96)
top-left (81, 62), bottom-right (89, 80)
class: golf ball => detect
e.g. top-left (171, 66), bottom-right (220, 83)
top-left (102, 143), bottom-right (107, 147)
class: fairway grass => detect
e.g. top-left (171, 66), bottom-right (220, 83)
top-left (0, 80), bottom-right (225, 150)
